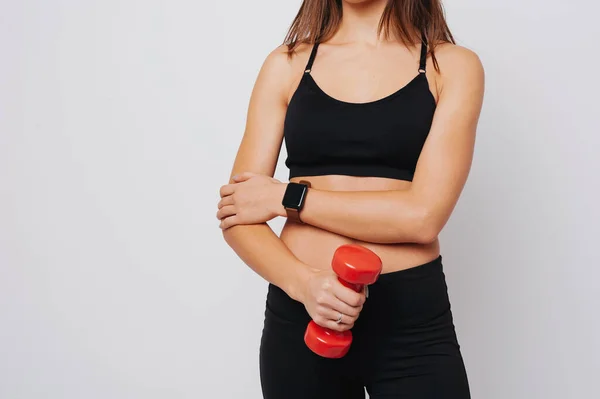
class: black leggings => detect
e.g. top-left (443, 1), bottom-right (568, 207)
top-left (259, 256), bottom-right (470, 398)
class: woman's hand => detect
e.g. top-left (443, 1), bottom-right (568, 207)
top-left (299, 268), bottom-right (366, 332)
top-left (217, 172), bottom-right (286, 229)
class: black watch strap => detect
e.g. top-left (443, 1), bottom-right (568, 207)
top-left (283, 180), bottom-right (311, 223)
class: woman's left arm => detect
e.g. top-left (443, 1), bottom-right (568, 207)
top-left (219, 46), bottom-right (484, 244)
top-left (293, 48), bottom-right (485, 243)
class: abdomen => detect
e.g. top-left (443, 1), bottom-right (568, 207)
top-left (279, 175), bottom-right (440, 273)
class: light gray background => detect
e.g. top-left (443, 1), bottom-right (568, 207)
top-left (1, 1), bottom-right (599, 398)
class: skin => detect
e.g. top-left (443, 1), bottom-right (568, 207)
top-left (218, 0), bottom-right (485, 333)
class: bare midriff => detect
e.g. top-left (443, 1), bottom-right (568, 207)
top-left (280, 175), bottom-right (440, 274)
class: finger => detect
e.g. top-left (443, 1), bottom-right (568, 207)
top-left (313, 316), bottom-right (353, 332)
top-left (329, 298), bottom-right (362, 318)
top-left (219, 215), bottom-right (239, 229)
top-left (232, 172), bottom-right (256, 182)
top-left (218, 195), bottom-right (234, 209)
top-left (216, 205), bottom-right (236, 220)
top-left (332, 283), bottom-right (366, 308)
top-left (219, 184), bottom-right (235, 197)
top-left (317, 306), bottom-right (359, 325)
top-left (316, 293), bottom-right (361, 318)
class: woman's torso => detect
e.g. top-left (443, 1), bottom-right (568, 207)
top-left (280, 40), bottom-right (440, 273)
top-left (281, 176), bottom-right (440, 273)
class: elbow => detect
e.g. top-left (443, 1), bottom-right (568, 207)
top-left (411, 207), bottom-right (442, 245)
top-left (414, 228), bottom-right (439, 245)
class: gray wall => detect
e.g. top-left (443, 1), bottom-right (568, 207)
top-left (1, 1), bottom-right (598, 398)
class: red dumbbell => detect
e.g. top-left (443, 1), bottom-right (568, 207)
top-left (304, 244), bottom-right (382, 358)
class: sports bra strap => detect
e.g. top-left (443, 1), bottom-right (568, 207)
top-left (305, 43), bottom-right (320, 73)
top-left (419, 35), bottom-right (428, 73)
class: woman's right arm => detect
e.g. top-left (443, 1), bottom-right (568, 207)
top-left (220, 46), bottom-right (364, 331)
top-left (221, 46), bottom-right (307, 300)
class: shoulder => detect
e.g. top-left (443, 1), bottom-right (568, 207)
top-left (261, 44), bottom-right (312, 80)
top-left (256, 43), bottom-right (314, 102)
top-left (433, 43), bottom-right (485, 89)
top-left (434, 43), bottom-right (482, 65)
top-left (257, 45), bottom-right (292, 81)
top-left (259, 43), bottom-right (314, 78)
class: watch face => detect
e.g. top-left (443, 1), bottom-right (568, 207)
top-left (282, 183), bottom-right (307, 209)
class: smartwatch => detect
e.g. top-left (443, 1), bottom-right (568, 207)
top-left (282, 180), bottom-right (311, 223)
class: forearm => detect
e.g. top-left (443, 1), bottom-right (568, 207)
top-left (298, 188), bottom-right (436, 244)
top-left (222, 223), bottom-right (310, 301)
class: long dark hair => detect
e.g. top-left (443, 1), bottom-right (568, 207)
top-left (284, 0), bottom-right (455, 71)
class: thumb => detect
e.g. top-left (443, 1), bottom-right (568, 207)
top-left (232, 172), bottom-right (256, 182)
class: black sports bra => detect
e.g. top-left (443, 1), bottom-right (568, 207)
top-left (283, 38), bottom-right (436, 182)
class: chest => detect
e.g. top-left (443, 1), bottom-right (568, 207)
top-left (284, 76), bottom-right (436, 167)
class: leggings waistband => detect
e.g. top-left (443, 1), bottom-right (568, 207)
top-left (265, 255), bottom-right (447, 326)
